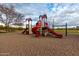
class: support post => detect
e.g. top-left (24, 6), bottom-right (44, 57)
top-left (65, 23), bottom-right (67, 36)
top-left (52, 19), bottom-right (54, 30)
top-left (28, 19), bottom-right (32, 34)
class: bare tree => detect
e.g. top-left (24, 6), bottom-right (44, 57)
top-left (13, 13), bottom-right (24, 26)
top-left (0, 4), bottom-right (24, 32)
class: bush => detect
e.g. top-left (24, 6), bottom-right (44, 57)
top-left (16, 27), bottom-right (24, 30)
top-left (0, 25), bottom-right (24, 32)
top-left (0, 25), bottom-right (4, 30)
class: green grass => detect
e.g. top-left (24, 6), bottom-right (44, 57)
top-left (54, 29), bottom-right (79, 35)
top-left (0, 28), bottom-right (79, 35)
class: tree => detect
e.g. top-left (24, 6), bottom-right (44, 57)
top-left (0, 4), bottom-right (24, 32)
top-left (13, 13), bottom-right (24, 26)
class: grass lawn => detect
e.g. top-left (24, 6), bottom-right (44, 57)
top-left (54, 29), bottom-right (79, 35)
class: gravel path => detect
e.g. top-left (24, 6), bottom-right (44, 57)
top-left (0, 32), bottom-right (79, 56)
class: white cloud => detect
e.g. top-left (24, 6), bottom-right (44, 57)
top-left (49, 4), bottom-right (79, 26)
top-left (1, 3), bottom-right (79, 26)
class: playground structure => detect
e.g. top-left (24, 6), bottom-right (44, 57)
top-left (22, 14), bottom-right (63, 38)
top-left (22, 18), bottom-right (32, 35)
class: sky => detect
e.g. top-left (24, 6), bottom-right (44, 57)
top-left (1, 3), bottom-right (79, 27)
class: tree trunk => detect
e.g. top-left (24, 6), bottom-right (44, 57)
top-left (5, 24), bottom-right (8, 32)
top-left (5, 17), bottom-right (9, 32)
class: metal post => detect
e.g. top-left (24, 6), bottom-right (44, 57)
top-left (65, 23), bottom-right (67, 36)
top-left (52, 19), bottom-right (54, 30)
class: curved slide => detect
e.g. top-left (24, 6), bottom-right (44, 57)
top-left (32, 26), bottom-right (40, 37)
top-left (45, 23), bottom-right (63, 38)
top-left (47, 27), bottom-right (63, 38)
top-left (32, 21), bottom-right (41, 37)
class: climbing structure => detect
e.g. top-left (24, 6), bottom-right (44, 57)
top-left (22, 14), bottom-right (63, 38)
top-left (32, 14), bottom-right (63, 38)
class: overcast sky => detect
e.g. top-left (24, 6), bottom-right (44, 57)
top-left (1, 3), bottom-right (79, 26)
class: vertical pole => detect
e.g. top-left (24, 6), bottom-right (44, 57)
top-left (29, 20), bottom-right (32, 34)
top-left (26, 19), bottom-right (29, 34)
top-left (26, 19), bottom-right (28, 29)
top-left (52, 19), bottom-right (54, 30)
top-left (65, 23), bottom-right (67, 36)
top-left (44, 18), bottom-right (47, 27)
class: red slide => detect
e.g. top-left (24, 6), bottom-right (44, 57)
top-left (32, 26), bottom-right (40, 37)
top-left (47, 27), bottom-right (63, 38)
top-left (32, 20), bottom-right (42, 37)
top-left (45, 23), bottom-right (63, 38)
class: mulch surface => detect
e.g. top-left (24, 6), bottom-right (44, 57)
top-left (0, 32), bottom-right (79, 56)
